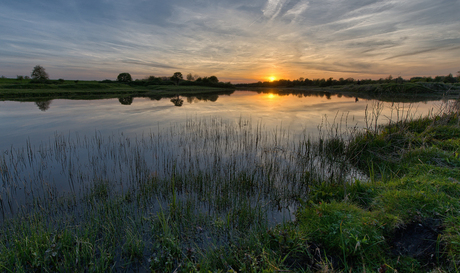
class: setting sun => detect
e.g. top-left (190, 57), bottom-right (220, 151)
top-left (269, 76), bottom-right (276, 82)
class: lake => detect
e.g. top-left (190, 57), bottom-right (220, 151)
top-left (0, 90), bottom-right (445, 151)
top-left (0, 90), bottom-right (452, 221)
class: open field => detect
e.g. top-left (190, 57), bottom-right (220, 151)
top-left (0, 97), bottom-right (459, 272)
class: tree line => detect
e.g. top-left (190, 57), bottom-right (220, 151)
top-left (9, 66), bottom-right (460, 88)
top-left (13, 66), bottom-right (233, 88)
top-left (237, 73), bottom-right (460, 88)
top-left (110, 72), bottom-right (233, 88)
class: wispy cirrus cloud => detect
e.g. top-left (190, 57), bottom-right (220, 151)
top-left (0, 0), bottom-right (459, 82)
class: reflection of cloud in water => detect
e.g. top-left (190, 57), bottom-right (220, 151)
top-left (0, 91), bottom-right (454, 152)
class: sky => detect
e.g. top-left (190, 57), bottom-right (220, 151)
top-left (1, 0), bottom-right (459, 83)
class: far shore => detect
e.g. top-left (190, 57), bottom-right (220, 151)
top-left (1, 77), bottom-right (459, 102)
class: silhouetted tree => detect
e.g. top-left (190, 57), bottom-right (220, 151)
top-left (170, 72), bottom-right (183, 85)
top-left (31, 65), bottom-right (49, 81)
top-left (444, 73), bottom-right (457, 83)
top-left (395, 76), bottom-right (404, 84)
top-left (186, 73), bottom-right (195, 81)
top-left (208, 76), bottom-right (219, 84)
top-left (117, 73), bottom-right (132, 82)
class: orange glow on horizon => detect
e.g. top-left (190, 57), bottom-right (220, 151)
top-left (269, 76), bottom-right (276, 82)
top-left (267, 93), bottom-right (275, 99)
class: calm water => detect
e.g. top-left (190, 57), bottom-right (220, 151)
top-left (0, 90), bottom-right (451, 220)
top-left (0, 91), bottom-right (445, 151)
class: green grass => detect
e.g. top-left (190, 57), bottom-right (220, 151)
top-left (293, 100), bottom-right (460, 272)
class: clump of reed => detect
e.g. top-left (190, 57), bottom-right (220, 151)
top-left (0, 113), bottom-right (366, 271)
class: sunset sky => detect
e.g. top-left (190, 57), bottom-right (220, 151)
top-left (1, 0), bottom-right (459, 83)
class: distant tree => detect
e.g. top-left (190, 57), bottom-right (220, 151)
top-left (186, 73), bottom-right (195, 81)
top-left (395, 76), bottom-right (404, 84)
top-left (16, 75), bottom-right (24, 81)
top-left (146, 76), bottom-right (157, 82)
top-left (24, 76), bottom-right (30, 80)
top-left (208, 76), bottom-right (219, 84)
top-left (117, 73), bottom-right (132, 82)
top-left (31, 65), bottom-right (49, 81)
top-left (170, 72), bottom-right (183, 85)
top-left (434, 76), bottom-right (444, 82)
top-left (444, 73), bottom-right (457, 83)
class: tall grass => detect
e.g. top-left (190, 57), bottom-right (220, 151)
top-left (0, 115), bottom-right (365, 270)
top-left (0, 117), bottom-right (366, 221)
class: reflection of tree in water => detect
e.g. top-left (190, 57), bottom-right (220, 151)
top-left (35, 100), bottom-right (52, 111)
top-left (119, 97), bottom-right (133, 105)
top-left (207, 94), bottom-right (218, 102)
top-left (184, 94), bottom-right (219, 103)
top-left (186, 96), bottom-right (197, 104)
top-left (150, 96), bottom-right (161, 101)
top-left (143, 90), bottom-right (233, 104)
top-left (170, 96), bottom-right (184, 107)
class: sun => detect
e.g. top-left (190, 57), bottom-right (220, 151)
top-left (269, 76), bottom-right (276, 82)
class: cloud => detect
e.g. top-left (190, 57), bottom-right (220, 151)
top-left (384, 44), bottom-right (460, 60)
top-left (284, 1), bottom-right (309, 19)
top-left (263, 0), bottom-right (287, 19)
top-left (120, 59), bottom-right (177, 69)
top-left (0, 0), bottom-right (459, 81)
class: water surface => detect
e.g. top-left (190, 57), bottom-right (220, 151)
top-left (0, 91), bottom-right (444, 151)
top-left (0, 90), bottom-right (451, 220)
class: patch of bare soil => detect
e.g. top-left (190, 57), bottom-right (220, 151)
top-left (391, 219), bottom-right (443, 267)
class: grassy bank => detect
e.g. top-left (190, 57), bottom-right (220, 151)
top-left (0, 100), bottom-right (459, 272)
top-left (290, 100), bottom-right (460, 272)
top-left (0, 78), bottom-right (235, 101)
